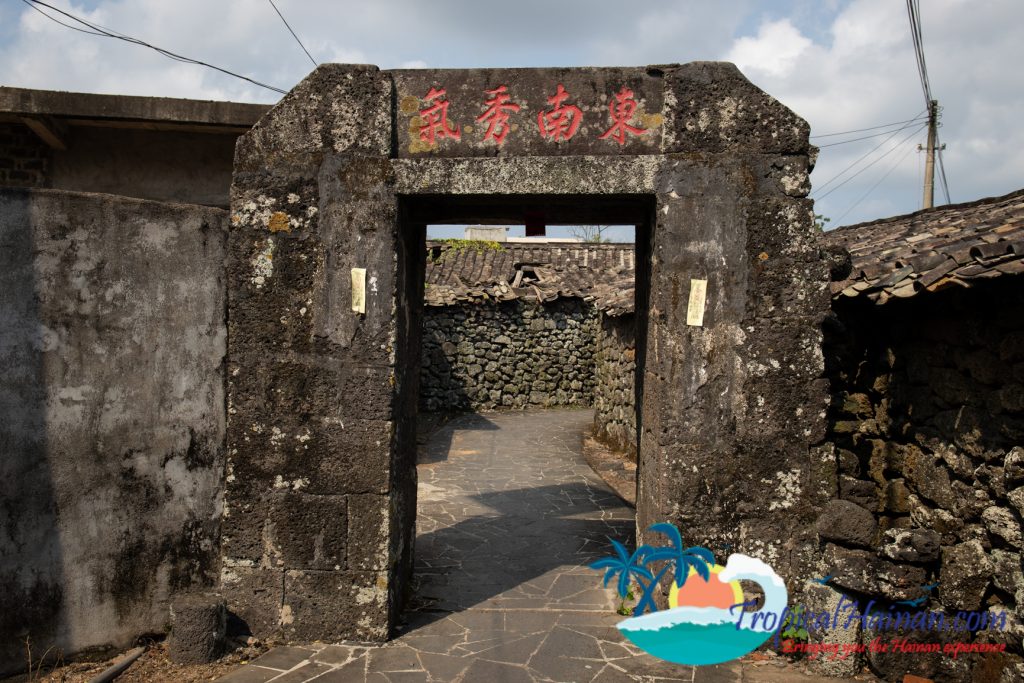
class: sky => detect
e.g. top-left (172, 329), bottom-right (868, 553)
top-left (2, 0), bottom-right (1021, 239)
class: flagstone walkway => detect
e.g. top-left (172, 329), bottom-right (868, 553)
top-left (217, 409), bottom-right (872, 683)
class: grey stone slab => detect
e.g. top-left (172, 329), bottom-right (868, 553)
top-left (312, 644), bottom-right (368, 666)
top-left (366, 645), bottom-right (423, 673)
top-left (266, 662), bottom-right (334, 683)
top-left (215, 666), bottom-right (284, 683)
top-left (250, 646), bottom-right (316, 671)
top-left (460, 658), bottom-right (536, 683)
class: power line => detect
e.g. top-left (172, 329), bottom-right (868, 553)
top-left (812, 112), bottom-right (926, 195)
top-left (815, 122), bottom-right (927, 201)
top-left (22, 0), bottom-right (288, 95)
top-left (19, 0), bottom-right (105, 36)
top-left (267, 0), bottom-right (317, 69)
top-left (835, 138), bottom-right (919, 224)
top-left (906, 0), bottom-right (933, 108)
top-left (816, 123), bottom-right (928, 148)
top-left (810, 116), bottom-right (927, 139)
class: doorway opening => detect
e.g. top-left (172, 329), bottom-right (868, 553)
top-left (398, 194), bottom-right (653, 626)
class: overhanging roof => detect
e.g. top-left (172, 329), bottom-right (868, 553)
top-left (822, 188), bottom-right (1024, 304)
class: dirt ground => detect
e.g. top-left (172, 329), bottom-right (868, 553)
top-left (6, 639), bottom-right (269, 683)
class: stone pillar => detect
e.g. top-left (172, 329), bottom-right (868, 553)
top-left (637, 62), bottom-right (833, 585)
top-left (221, 65), bottom-right (417, 641)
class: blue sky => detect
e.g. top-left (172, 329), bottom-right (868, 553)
top-left (2, 0), bottom-right (1021, 236)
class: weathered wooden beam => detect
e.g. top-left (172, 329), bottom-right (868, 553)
top-left (20, 115), bottom-right (67, 150)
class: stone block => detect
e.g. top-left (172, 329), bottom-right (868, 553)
top-left (878, 527), bottom-right (940, 563)
top-left (220, 566), bottom-right (284, 637)
top-left (802, 582), bottom-right (861, 678)
top-left (824, 543), bottom-right (926, 601)
top-left (268, 492), bottom-right (347, 571)
top-left (939, 541), bottom-right (993, 611)
top-left (816, 498), bottom-right (877, 548)
top-left (282, 570), bottom-right (389, 641)
top-left (990, 549), bottom-right (1023, 596)
top-left (839, 476), bottom-right (878, 512)
top-left (348, 494), bottom-right (390, 571)
top-left (168, 592), bottom-right (226, 665)
top-left (982, 506), bottom-right (1022, 549)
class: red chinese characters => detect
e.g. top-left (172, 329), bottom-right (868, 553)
top-left (598, 86), bottom-right (647, 145)
top-left (419, 87), bottom-right (460, 144)
top-left (537, 84), bottom-right (583, 142)
top-left (476, 85), bottom-right (521, 145)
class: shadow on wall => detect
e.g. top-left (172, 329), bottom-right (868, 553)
top-left (0, 188), bottom-right (228, 675)
top-left (0, 189), bottom-right (62, 673)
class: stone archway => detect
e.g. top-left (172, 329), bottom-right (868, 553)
top-left (221, 62), bottom-right (832, 641)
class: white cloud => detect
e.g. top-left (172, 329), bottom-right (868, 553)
top-left (726, 19), bottom-right (812, 78)
top-left (1, 0), bottom-right (1020, 227)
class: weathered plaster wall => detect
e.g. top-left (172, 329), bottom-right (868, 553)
top-left (420, 299), bottom-right (598, 411)
top-left (0, 188), bottom-right (227, 674)
top-left (821, 283), bottom-right (1024, 681)
top-left (224, 62), bottom-right (830, 642)
top-left (593, 312), bottom-right (637, 457)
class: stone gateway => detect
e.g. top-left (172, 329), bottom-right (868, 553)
top-left (222, 62), bottom-right (830, 641)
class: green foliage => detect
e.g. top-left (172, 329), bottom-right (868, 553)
top-left (432, 238), bottom-right (506, 262)
top-left (781, 605), bottom-right (810, 642)
top-left (813, 214), bottom-right (831, 232)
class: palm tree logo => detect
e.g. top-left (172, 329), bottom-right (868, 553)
top-left (590, 523), bottom-right (715, 616)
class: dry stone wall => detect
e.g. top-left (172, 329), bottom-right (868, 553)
top-left (823, 280), bottom-right (1024, 681)
top-left (420, 299), bottom-right (597, 411)
top-left (593, 312), bottom-right (637, 457)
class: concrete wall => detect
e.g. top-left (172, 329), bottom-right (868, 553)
top-left (0, 188), bottom-right (227, 674)
top-left (822, 282), bottom-right (1024, 681)
top-left (420, 299), bottom-right (598, 411)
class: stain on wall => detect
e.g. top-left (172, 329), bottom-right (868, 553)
top-left (0, 188), bottom-right (227, 674)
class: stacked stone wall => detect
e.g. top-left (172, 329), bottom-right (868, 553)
top-left (420, 298), bottom-right (598, 411)
top-left (593, 312), bottom-right (637, 457)
top-left (823, 280), bottom-right (1024, 681)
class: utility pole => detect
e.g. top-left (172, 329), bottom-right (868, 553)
top-left (921, 99), bottom-right (938, 209)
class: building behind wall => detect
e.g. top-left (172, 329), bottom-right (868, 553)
top-left (0, 86), bottom-right (268, 207)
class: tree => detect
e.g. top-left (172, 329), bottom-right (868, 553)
top-left (569, 225), bottom-right (611, 243)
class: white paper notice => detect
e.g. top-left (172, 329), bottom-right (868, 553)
top-left (686, 278), bottom-right (707, 327)
top-left (351, 268), bottom-right (366, 314)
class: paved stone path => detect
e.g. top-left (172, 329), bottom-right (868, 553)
top-left (217, 409), bottom-right (870, 683)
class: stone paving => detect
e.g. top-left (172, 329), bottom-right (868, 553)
top-left (217, 409), bottom-right (871, 683)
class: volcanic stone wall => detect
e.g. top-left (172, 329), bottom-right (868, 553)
top-left (0, 188), bottom-right (226, 675)
top-left (420, 299), bottom-right (597, 411)
top-left (593, 312), bottom-right (637, 457)
top-left (822, 280), bottom-right (1024, 681)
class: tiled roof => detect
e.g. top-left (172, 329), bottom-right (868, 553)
top-left (822, 188), bottom-right (1024, 304)
top-left (424, 241), bottom-right (635, 315)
